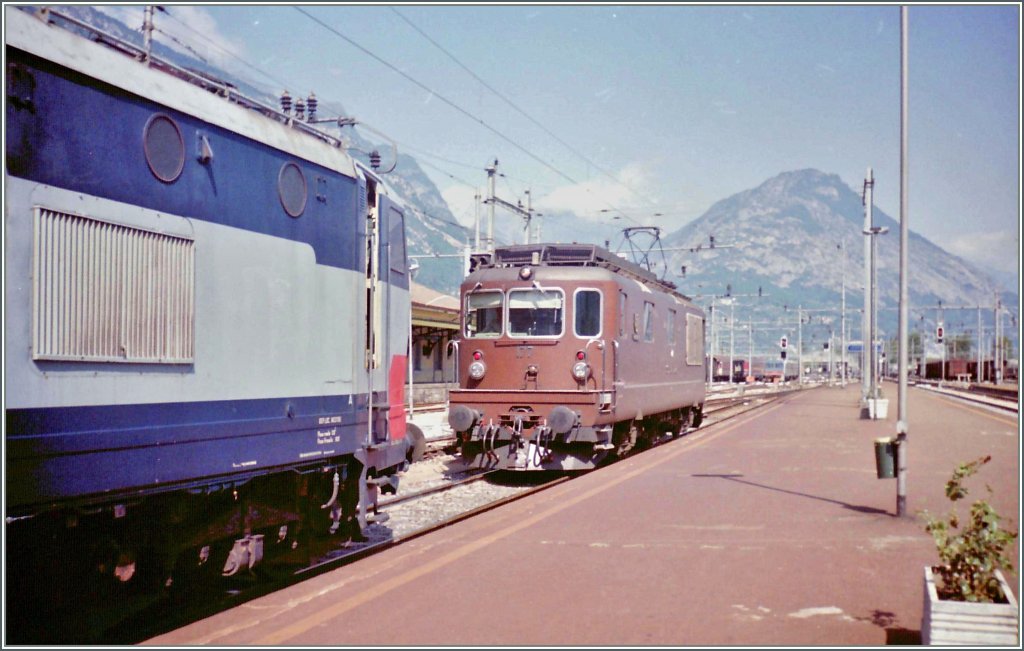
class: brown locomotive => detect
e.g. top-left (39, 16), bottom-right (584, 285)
top-left (447, 243), bottom-right (706, 470)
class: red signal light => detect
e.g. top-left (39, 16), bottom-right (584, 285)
top-left (473, 351), bottom-right (482, 360)
top-left (576, 351), bottom-right (586, 360)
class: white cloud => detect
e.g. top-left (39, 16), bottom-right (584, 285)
top-left (95, 6), bottom-right (248, 73)
top-left (534, 162), bottom-right (656, 220)
top-left (943, 229), bottom-right (1020, 274)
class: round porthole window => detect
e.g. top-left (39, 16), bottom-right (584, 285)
top-left (278, 162), bottom-right (307, 218)
top-left (143, 113), bottom-right (185, 183)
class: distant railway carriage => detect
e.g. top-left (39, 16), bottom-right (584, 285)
top-left (922, 358), bottom-right (1009, 382)
top-left (5, 7), bottom-right (416, 632)
top-left (447, 244), bottom-right (707, 471)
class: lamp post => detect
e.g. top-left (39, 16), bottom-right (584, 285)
top-left (863, 225), bottom-right (889, 399)
top-left (862, 168), bottom-right (875, 403)
top-left (838, 242), bottom-right (847, 387)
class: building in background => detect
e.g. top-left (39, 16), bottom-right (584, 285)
top-left (410, 281), bottom-right (459, 405)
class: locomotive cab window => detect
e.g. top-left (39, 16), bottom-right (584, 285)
top-left (508, 288), bottom-right (564, 338)
top-left (574, 289), bottom-right (602, 338)
top-left (465, 291), bottom-right (504, 338)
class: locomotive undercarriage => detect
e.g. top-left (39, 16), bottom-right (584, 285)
top-left (458, 404), bottom-right (703, 471)
top-left (5, 454), bottom-right (405, 643)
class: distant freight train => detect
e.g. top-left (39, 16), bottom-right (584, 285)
top-left (447, 244), bottom-right (707, 470)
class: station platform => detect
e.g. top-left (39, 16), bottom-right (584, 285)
top-left (145, 384), bottom-right (1019, 646)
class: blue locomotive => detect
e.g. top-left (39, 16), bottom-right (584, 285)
top-left (5, 6), bottom-right (414, 632)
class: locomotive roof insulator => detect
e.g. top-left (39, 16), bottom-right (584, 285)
top-left (306, 92), bottom-right (317, 122)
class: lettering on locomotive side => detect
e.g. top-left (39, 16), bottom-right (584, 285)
top-left (231, 460), bottom-right (258, 468)
top-left (317, 415), bottom-right (343, 425)
top-left (316, 428), bottom-right (340, 445)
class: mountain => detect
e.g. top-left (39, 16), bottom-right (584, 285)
top-left (660, 169), bottom-right (1016, 339)
top-left (46, 5), bottom-right (472, 294)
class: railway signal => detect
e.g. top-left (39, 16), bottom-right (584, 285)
top-left (936, 323), bottom-right (944, 343)
top-left (780, 335), bottom-right (788, 349)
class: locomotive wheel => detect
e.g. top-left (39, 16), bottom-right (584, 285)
top-left (691, 405), bottom-right (704, 428)
top-left (677, 408), bottom-right (693, 435)
top-left (614, 422), bottom-right (639, 457)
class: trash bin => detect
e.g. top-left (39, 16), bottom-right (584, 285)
top-left (874, 437), bottom-right (895, 479)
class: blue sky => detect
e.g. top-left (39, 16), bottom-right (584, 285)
top-left (112, 5), bottom-right (1020, 278)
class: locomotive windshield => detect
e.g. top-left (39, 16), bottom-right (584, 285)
top-left (465, 291), bottom-right (504, 338)
top-left (508, 288), bottom-right (564, 338)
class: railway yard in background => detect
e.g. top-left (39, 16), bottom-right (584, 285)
top-left (144, 380), bottom-right (1018, 646)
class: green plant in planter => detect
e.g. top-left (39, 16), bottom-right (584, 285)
top-left (923, 455), bottom-right (1018, 602)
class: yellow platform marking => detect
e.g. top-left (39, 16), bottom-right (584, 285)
top-left (248, 402), bottom-right (786, 645)
top-left (918, 390), bottom-right (1018, 428)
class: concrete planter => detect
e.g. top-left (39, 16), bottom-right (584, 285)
top-left (922, 566), bottom-right (1019, 645)
top-left (869, 398), bottom-right (889, 419)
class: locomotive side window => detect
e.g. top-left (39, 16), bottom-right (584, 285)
top-left (667, 309), bottom-right (677, 345)
top-left (278, 162), bottom-right (307, 217)
top-left (465, 291), bottom-right (504, 338)
top-left (642, 301), bottom-right (655, 342)
top-left (508, 288), bottom-right (564, 338)
top-left (686, 313), bottom-right (704, 365)
top-left (143, 113), bottom-right (185, 183)
top-left (574, 289), bottom-right (602, 338)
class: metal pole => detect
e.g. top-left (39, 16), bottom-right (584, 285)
top-left (978, 306), bottom-right (983, 383)
top-left (524, 190), bottom-right (532, 245)
top-left (143, 5), bottom-right (155, 64)
top-left (798, 305), bottom-right (803, 385)
top-left (486, 160), bottom-right (497, 254)
top-left (841, 243), bottom-right (847, 387)
top-left (872, 235), bottom-right (879, 393)
top-left (473, 191), bottom-right (481, 252)
top-left (939, 304), bottom-right (945, 385)
top-left (707, 301), bottom-right (715, 387)
top-left (729, 302), bottom-right (735, 385)
top-left (995, 298), bottom-right (1002, 384)
top-left (749, 319), bottom-right (753, 382)
top-left (895, 4), bottom-right (909, 518)
top-left (862, 168), bottom-right (874, 402)
top-left (828, 330), bottom-right (834, 385)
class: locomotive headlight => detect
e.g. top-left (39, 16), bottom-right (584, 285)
top-left (469, 359), bottom-right (487, 380)
top-left (572, 361), bottom-right (590, 381)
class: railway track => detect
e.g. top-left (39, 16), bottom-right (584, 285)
top-left (93, 386), bottom-right (801, 644)
top-left (914, 380), bottom-right (1018, 413)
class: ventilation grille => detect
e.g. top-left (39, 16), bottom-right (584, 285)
top-left (32, 207), bottom-right (195, 363)
top-left (542, 244), bottom-right (598, 264)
